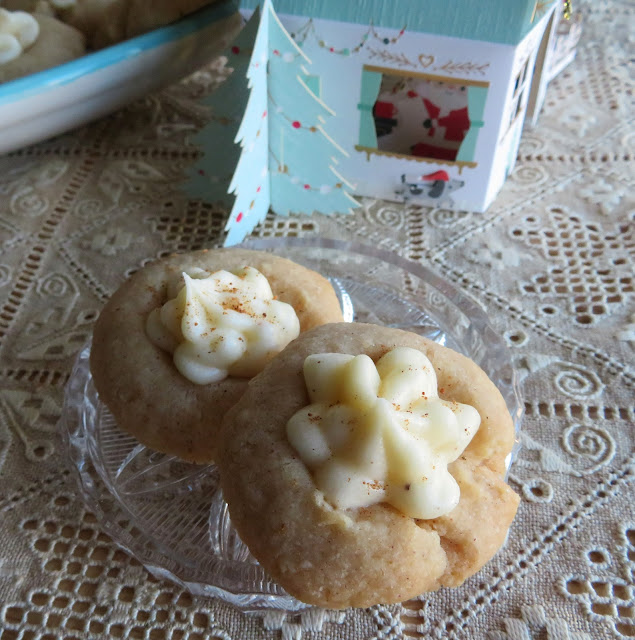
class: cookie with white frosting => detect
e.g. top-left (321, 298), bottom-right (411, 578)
top-left (89, 248), bottom-right (344, 463)
top-left (0, 9), bottom-right (85, 83)
top-left (3, 0), bottom-right (224, 50)
top-left (53, 0), bottom-right (219, 49)
top-left (217, 322), bottom-right (519, 608)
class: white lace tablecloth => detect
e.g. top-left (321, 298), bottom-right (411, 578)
top-left (0, 1), bottom-right (633, 638)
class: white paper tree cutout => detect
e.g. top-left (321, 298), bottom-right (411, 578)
top-left (223, 4), bottom-right (270, 246)
top-left (184, 0), bottom-right (358, 246)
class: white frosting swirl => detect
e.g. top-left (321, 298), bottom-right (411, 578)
top-left (146, 266), bottom-right (300, 385)
top-left (287, 347), bottom-right (481, 519)
top-left (0, 9), bottom-right (39, 66)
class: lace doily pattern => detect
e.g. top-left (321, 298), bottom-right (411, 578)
top-left (0, 0), bottom-right (633, 637)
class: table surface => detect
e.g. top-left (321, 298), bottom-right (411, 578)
top-left (0, 1), bottom-right (633, 638)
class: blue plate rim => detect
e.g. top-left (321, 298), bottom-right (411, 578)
top-left (0, 0), bottom-right (240, 106)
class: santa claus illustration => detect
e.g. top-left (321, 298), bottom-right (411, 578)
top-left (375, 77), bottom-right (471, 161)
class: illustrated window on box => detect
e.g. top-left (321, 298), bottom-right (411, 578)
top-left (357, 65), bottom-right (489, 165)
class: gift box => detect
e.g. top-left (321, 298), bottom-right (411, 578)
top-left (185, 0), bottom-right (567, 244)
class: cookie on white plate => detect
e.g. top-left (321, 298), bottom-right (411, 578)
top-left (54, 0), bottom-right (220, 49)
top-left (0, 9), bottom-right (85, 83)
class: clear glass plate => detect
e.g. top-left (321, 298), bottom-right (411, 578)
top-left (60, 237), bottom-right (523, 612)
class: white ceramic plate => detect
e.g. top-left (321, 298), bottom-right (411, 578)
top-left (0, 0), bottom-right (242, 155)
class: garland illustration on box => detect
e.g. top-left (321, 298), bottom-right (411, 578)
top-left (291, 19), bottom-right (407, 56)
top-left (185, 0), bottom-right (575, 245)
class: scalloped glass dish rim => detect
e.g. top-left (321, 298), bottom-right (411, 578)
top-left (60, 236), bottom-right (524, 612)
